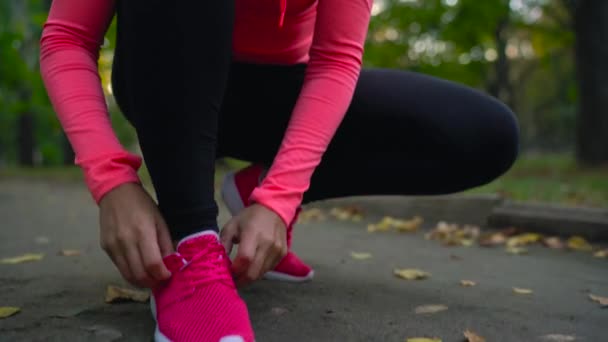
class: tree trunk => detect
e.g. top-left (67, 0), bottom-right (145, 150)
top-left (17, 112), bottom-right (35, 166)
top-left (489, 14), bottom-right (515, 110)
top-left (574, 0), bottom-right (608, 165)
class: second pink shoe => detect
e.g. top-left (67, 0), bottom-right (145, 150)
top-left (221, 164), bottom-right (314, 282)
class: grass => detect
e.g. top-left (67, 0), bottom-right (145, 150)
top-left (2, 154), bottom-right (607, 208)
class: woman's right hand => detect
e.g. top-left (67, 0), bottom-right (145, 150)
top-left (99, 183), bottom-right (174, 288)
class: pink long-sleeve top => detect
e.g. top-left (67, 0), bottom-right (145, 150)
top-left (40, 0), bottom-right (373, 225)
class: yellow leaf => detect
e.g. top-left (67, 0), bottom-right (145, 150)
top-left (406, 338), bottom-right (441, 342)
top-left (464, 330), bottom-right (486, 342)
top-left (593, 249), bottom-right (608, 258)
top-left (0, 307), bottom-right (20, 319)
top-left (567, 236), bottom-right (593, 252)
top-left (104, 285), bottom-right (150, 303)
top-left (350, 252), bottom-right (372, 260)
top-left (460, 280), bottom-right (477, 287)
top-left (414, 304), bottom-right (448, 314)
top-left (506, 233), bottom-right (543, 247)
top-left (0, 253), bottom-right (44, 264)
top-left (395, 216), bottom-right (423, 233)
top-left (59, 249), bottom-right (81, 257)
top-left (589, 294), bottom-right (608, 307)
top-left (394, 268), bottom-right (430, 280)
top-left (506, 246), bottom-right (528, 255)
top-left (513, 287), bottom-right (533, 295)
top-left (298, 208), bottom-right (326, 223)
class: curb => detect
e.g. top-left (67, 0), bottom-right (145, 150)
top-left (308, 195), bottom-right (608, 242)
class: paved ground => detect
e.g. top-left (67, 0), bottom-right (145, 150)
top-left (0, 179), bottom-right (606, 342)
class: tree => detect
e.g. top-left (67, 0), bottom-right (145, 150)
top-left (572, 0), bottom-right (608, 165)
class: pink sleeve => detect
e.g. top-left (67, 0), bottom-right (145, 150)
top-left (40, 0), bottom-right (142, 204)
top-left (250, 0), bottom-right (373, 225)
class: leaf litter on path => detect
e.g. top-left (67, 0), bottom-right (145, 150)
top-left (513, 287), bottom-right (533, 295)
top-left (542, 237), bottom-right (565, 249)
top-left (414, 304), bottom-right (448, 314)
top-left (350, 252), bottom-right (372, 260)
top-left (330, 206), bottom-right (364, 222)
top-left (1, 253), bottom-right (44, 264)
top-left (104, 285), bottom-right (150, 303)
top-left (368, 216), bottom-right (423, 233)
top-left (298, 208), bottom-right (326, 223)
top-left (567, 236), bottom-right (593, 251)
top-left (425, 222), bottom-right (479, 246)
top-left (507, 233), bottom-right (543, 247)
top-left (394, 268), bottom-right (430, 280)
top-left (464, 330), bottom-right (486, 342)
top-left (593, 249), bottom-right (608, 258)
top-left (0, 307), bottom-right (20, 319)
top-left (588, 294), bottom-right (608, 307)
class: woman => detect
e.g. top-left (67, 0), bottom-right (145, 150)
top-left (40, 0), bottom-right (518, 341)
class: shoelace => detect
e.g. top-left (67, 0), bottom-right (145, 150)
top-left (180, 242), bottom-right (233, 288)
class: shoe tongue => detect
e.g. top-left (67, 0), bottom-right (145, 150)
top-left (176, 231), bottom-right (221, 258)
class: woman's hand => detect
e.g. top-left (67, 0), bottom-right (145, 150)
top-left (220, 203), bottom-right (288, 287)
top-left (99, 183), bottom-right (174, 288)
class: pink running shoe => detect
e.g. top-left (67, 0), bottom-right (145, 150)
top-left (152, 231), bottom-right (255, 342)
top-left (221, 164), bottom-right (314, 282)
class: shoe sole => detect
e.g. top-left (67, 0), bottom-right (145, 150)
top-left (152, 296), bottom-right (248, 342)
top-left (264, 269), bottom-right (315, 282)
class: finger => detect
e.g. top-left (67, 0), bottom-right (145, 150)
top-left (237, 245), bottom-right (266, 287)
top-left (111, 252), bottom-right (135, 285)
top-left (220, 218), bottom-right (239, 255)
top-left (125, 244), bottom-right (155, 288)
top-left (232, 229), bottom-right (256, 276)
top-left (139, 232), bottom-right (171, 282)
top-left (155, 214), bottom-right (175, 257)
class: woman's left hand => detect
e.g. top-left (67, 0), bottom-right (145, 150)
top-left (220, 203), bottom-right (288, 287)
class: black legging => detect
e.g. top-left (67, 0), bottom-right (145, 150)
top-left (112, 2), bottom-right (519, 240)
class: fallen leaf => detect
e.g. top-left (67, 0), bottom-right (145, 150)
top-left (34, 236), bottom-right (50, 245)
top-left (506, 233), bottom-right (543, 247)
top-left (460, 280), bottom-right (477, 287)
top-left (414, 304), bottom-right (448, 314)
top-left (367, 216), bottom-right (393, 232)
top-left (593, 249), bottom-right (608, 258)
top-left (542, 237), bottom-right (565, 249)
top-left (588, 294), bottom-right (608, 307)
top-left (464, 329), bottom-right (486, 342)
top-left (427, 222), bottom-right (479, 246)
top-left (59, 249), bottom-right (81, 257)
top-left (406, 338), bottom-right (441, 342)
top-left (394, 216), bottom-right (423, 233)
top-left (330, 206), bottom-right (364, 221)
top-left (506, 246), bottom-right (528, 255)
top-left (513, 287), bottom-right (533, 295)
top-left (567, 236), bottom-right (593, 252)
top-left (350, 252), bottom-right (372, 260)
top-left (539, 334), bottom-right (577, 341)
top-left (0, 253), bottom-right (44, 264)
top-left (298, 208), bottom-right (326, 223)
top-left (501, 227), bottom-right (521, 237)
top-left (394, 268), bottom-right (430, 280)
top-left (271, 307), bottom-right (288, 315)
top-left (104, 285), bottom-right (150, 303)
top-left (0, 307), bottom-right (20, 319)
top-left (478, 232), bottom-right (507, 247)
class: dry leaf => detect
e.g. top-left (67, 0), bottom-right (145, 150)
top-left (367, 216), bottom-right (392, 232)
top-left (414, 304), bottom-right (448, 314)
top-left (593, 249), bottom-right (608, 258)
top-left (588, 294), bottom-right (608, 307)
top-left (406, 338), bottom-right (441, 342)
top-left (59, 249), bottom-right (81, 257)
top-left (0, 253), bottom-right (44, 264)
top-left (350, 252), bottom-right (372, 260)
top-left (540, 334), bottom-right (577, 341)
top-left (506, 246), bottom-right (528, 255)
top-left (394, 268), bottom-right (430, 280)
top-left (298, 208), bottom-right (326, 223)
top-left (330, 206), bottom-right (364, 221)
top-left (395, 216), bottom-right (423, 233)
top-left (478, 232), bottom-right (507, 247)
top-left (567, 236), bottom-right (593, 252)
top-left (513, 287), bottom-right (533, 295)
top-left (460, 280), bottom-right (477, 287)
top-left (464, 329), bottom-right (486, 342)
top-left (506, 233), bottom-right (543, 247)
top-left (0, 307), bottom-right (20, 319)
top-left (427, 222), bottom-right (479, 246)
top-left (104, 285), bottom-right (150, 303)
top-left (542, 237), bottom-right (565, 249)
